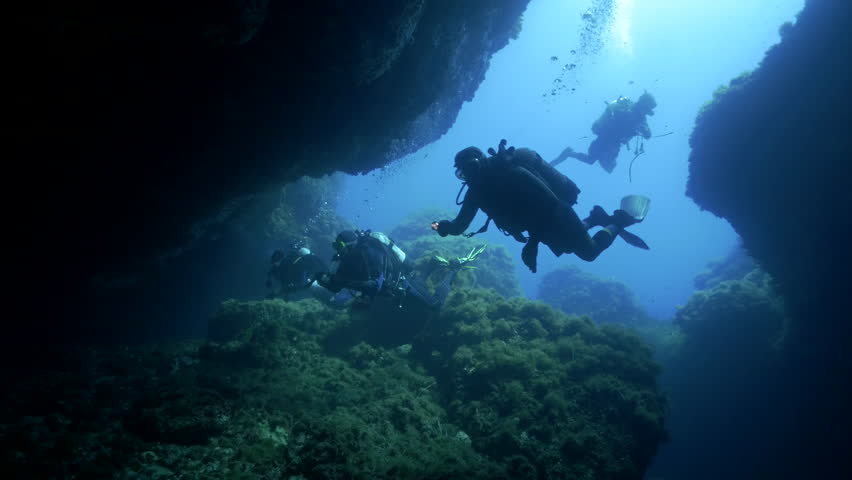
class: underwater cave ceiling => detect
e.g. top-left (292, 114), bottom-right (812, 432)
top-left (687, 0), bottom-right (852, 351)
top-left (34, 0), bottom-right (528, 287)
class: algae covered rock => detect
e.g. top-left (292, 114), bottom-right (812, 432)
top-left (692, 244), bottom-right (756, 290)
top-left (3, 293), bottom-right (668, 479)
top-left (416, 289), bottom-right (668, 479)
top-left (537, 265), bottom-right (653, 326)
top-left (390, 208), bottom-right (522, 298)
top-left (676, 268), bottom-right (788, 360)
top-left (652, 268), bottom-right (791, 478)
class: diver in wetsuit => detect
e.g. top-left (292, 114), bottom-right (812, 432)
top-left (432, 140), bottom-right (650, 273)
top-left (266, 247), bottom-right (329, 298)
top-left (553, 92), bottom-right (657, 173)
top-left (317, 230), bottom-right (482, 310)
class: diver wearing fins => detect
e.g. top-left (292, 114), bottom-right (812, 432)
top-left (432, 139), bottom-right (650, 273)
top-left (317, 230), bottom-right (485, 310)
top-left (266, 246), bottom-right (329, 299)
top-left (552, 92), bottom-right (657, 173)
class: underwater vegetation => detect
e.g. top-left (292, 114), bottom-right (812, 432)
top-left (415, 289), bottom-right (667, 479)
top-left (390, 208), bottom-right (522, 298)
top-left (692, 244), bottom-right (756, 291)
top-left (687, 0), bottom-right (851, 352)
top-left (2, 292), bottom-right (667, 479)
top-left (646, 261), bottom-right (791, 479)
top-left (685, 2), bottom-right (852, 474)
top-left (537, 265), bottom-right (653, 326)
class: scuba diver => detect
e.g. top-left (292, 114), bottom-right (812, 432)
top-left (552, 91), bottom-right (657, 173)
top-left (432, 140), bottom-right (650, 273)
top-left (317, 230), bottom-right (484, 310)
top-left (266, 247), bottom-right (329, 299)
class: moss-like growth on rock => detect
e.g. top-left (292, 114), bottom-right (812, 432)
top-left (537, 265), bottom-right (653, 326)
top-left (675, 268), bottom-right (789, 362)
top-left (2, 292), bottom-right (667, 479)
top-left (650, 268), bottom-right (791, 478)
top-left (390, 209), bottom-right (522, 298)
top-left (415, 289), bottom-right (667, 479)
top-left (674, 9), bottom-right (852, 461)
top-left (692, 244), bottom-right (756, 290)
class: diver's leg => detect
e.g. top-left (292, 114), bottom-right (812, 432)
top-left (555, 203), bottom-right (615, 262)
top-left (521, 238), bottom-right (540, 273)
top-left (598, 145), bottom-right (619, 173)
top-left (430, 268), bottom-right (460, 308)
top-left (586, 137), bottom-right (608, 166)
top-left (574, 229), bottom-right (617, 262)
top-left (582, 206), bottom-right (610, 230)
top-left (401, 277), bottom-right (444, 310)
top-left (551, 145), bottom-right (591, 166)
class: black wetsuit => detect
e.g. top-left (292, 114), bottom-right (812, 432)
top-left (321, 234), bottom-right (458, 310)
top-left (556, 99), bottom-right (652, 173)
top-left (321, 236), bottom-right (403, 295)
top-left (439, 149), bottom-right (573, 238)
top-left (268, 253), bottom-right (329, 294)
top-left (438, 148), bottom-right (617, 268)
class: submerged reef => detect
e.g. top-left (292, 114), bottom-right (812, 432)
top-left (417, 290), bottom-right (667, 479)
top-left (687, 0), bottom-right (851, 350)
top-left (390, 209), bottom-right (522, 298)
top-left (2, 292), bottom-right (666, 478)
top-left (648, 267), bottom-right (790, 479)
top-left (537, 265), bottom-right (653, 326)
top-left (692, 244), bottom-right (756, 291)
top-left (685, 1), bottom-right (852, 474)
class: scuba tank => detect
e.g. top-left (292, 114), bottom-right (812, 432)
top-left (367, 231), bottom-right (406, 264)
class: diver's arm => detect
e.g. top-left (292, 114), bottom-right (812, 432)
top-left (435, 192), bottom-right (479, 237)
top-left (319, 273), bottom-right (379, 294)
top-left (318, 254), bottom-right (383, 295)
top-left (317, 272), bottom-right (342, 293)
top-left (303, 256), bottom-right (330, 284)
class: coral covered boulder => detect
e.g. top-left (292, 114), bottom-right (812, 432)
top-left (416, 289), bottom-right (668, 479)
top-left (684, 5), bottom-right (852, 473)
top-left (686, 2), bottom-right (851, 349)
top-left (390, 208), bottom-right (522, 298)
top-left (537, 265), bottom-right (653, 326)
top-left (2, 292), bottom-right (667, 479)
top-left (651, 268), bottom-right (791, 479)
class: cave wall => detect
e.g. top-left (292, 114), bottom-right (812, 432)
top-left (685, 0), bottom-right (851, 475)
top-left (14, 0), bottom-right (529, 343)
top-left (687, 0), bottom-right (851, 355)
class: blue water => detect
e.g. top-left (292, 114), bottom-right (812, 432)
top-left (337, 0), bottom-right (804, 320)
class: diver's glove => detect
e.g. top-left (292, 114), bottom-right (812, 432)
top-left (487, 139), bottom-right (516, 157)
top-left (431, 220), bottom-right (451, 237)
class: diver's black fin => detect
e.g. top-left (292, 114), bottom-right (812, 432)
top-left (619, 229), bottom-right (649, 250)
top-left (619, 195), bottom-right (651, 222)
